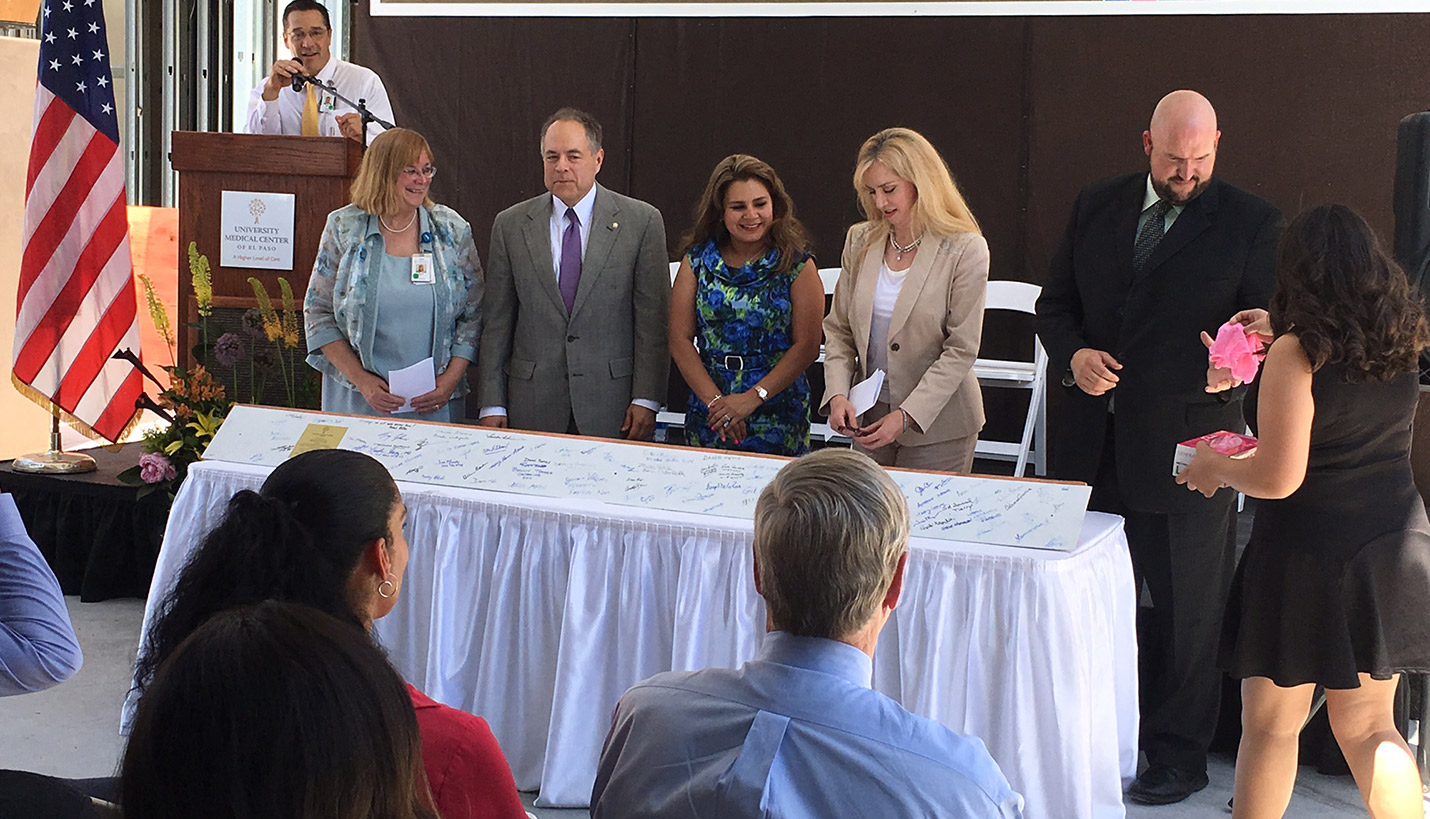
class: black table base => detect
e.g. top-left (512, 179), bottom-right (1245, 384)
top-left (1, 443), bottom-right (167, 601)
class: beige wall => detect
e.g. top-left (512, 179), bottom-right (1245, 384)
top-left (0, 35), bottom-right (58, 457)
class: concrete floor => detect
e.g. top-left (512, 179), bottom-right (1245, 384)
top-left (0, 596), bottom-right (1396, 818)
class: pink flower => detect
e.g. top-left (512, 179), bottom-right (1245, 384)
top-left (139, 452), bottom-right (177, 484)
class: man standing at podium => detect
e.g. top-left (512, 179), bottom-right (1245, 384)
top-left (243, 0), bottom-right (393, 144)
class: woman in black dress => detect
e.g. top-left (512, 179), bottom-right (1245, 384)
top-left (1179, 204), bottom-right (1430, 818)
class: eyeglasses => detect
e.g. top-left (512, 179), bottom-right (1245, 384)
top-left (286, 27), bottom-right (328, 42)
top-left (400, 165), bottom-right (437, 180)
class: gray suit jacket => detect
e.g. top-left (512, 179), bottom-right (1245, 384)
top-left (478, 184), bottom-right (670, 438)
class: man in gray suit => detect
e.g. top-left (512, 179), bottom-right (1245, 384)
top-left (478, 108), bottom-right (670, 439)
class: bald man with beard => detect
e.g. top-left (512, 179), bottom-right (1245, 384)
top-left (1036, 90), bottom-right (1281, 805)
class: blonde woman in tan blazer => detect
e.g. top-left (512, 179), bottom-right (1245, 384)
top-left (823, 128), bottom-right (989, 472)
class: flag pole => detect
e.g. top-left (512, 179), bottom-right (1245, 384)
top-left (11, 408), bottom-right (98, 474)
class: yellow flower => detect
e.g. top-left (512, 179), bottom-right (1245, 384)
top-left (189, 242), bottom-right (213, 318)
top-left (187, 410), bottom-right (223, 441)
top-left (163, 439), bottom-right (184, 456)
top-left (247, 277), bottom-right (283, 342)
top-left (138, 274), bottom-right (174, 359)
top-left (278, 277), bottom-right (301, 349)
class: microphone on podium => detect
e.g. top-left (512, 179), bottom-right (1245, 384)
top-left (289, 56), bottom-right (314, 92)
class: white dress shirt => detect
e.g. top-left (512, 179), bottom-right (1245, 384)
top-left (480, 186), bottom-right (659, 418)
top-left (243, 56), bottom-right (393, 144)
top-left (548, 186), bottom-right (597, 280)
top-left (1139, 175), bottom-right (1186, 238)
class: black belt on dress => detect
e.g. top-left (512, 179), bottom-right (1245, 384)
top-left (702, 351), bottom-right (783, 371)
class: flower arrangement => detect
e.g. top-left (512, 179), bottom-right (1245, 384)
top-left (113, 242), bottom-right (318, 498)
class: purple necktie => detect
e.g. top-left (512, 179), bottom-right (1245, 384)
top-left (559, 208), bottom-right (582, 312)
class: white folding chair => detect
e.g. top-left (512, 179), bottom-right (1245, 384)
top-left (972, 280), bottom-right (1048, 477)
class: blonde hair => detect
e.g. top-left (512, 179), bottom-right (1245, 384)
top-left (350, 128), bottom-right (435, 216)
top-left (852, 127), bottom-right (980, 255)
top-left (753, 449), bottom-right (910, 639)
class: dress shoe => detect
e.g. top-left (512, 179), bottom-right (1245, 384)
top-left (1125, 764), bottom-right (1209, 805)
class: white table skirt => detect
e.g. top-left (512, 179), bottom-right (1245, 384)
top-left (131, 460), bottom-right (1138, 819)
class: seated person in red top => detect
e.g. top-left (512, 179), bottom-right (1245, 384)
top-left (131, 449), bottom-right (526, 819)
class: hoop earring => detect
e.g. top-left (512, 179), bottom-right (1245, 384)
top-left (377, 579), bottom-right (397, 599)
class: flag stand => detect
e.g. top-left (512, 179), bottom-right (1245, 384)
top-left (11, 411), bottom-right (97, 474)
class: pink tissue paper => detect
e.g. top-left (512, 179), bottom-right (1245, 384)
top-left (1208, 321), bottom-right (1265, 384)
top-left (1172, 430), bottom-right (1258, 477)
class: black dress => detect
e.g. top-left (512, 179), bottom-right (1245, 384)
top-left (1221, 362), bottom-right (1430, 689)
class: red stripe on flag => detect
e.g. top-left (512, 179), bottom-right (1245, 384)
top-left (52, 271), bottom-right (137, 411)
top-left (12, 195), bottom-right (128, 382)
top-left (17, 132), bottom-right (116, 303)
top-left (90, 368), bottom-right (142, 442)
top-left (25, 98), bottom-right (76, 195)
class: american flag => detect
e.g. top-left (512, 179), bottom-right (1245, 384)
top-left (11, 0), bottom-right (141, 442)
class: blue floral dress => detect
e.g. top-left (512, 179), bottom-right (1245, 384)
top-left (685, 239), bottom-right (812, 456)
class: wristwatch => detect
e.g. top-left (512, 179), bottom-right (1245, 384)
top-left (753, 386), bottom-right (769, 402)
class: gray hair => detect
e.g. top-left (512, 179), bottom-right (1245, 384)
top-left (753, 448), bottom-right (910, 639)
top-left (539, 107), bottom-right (602, 154)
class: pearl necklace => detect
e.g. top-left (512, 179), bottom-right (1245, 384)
top-left (889, 231), bottom-right (922, 261)
top-left (379, 210), bottom-right (418, 233)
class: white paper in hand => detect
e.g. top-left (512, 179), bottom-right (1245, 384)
top-left (387, 357), bottom-right (436, 414)
top-left (848, 369), bottom-right (885, 416)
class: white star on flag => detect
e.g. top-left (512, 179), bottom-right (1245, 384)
top-left (92, 48), bottom-right (103, 59)
top-left (70, 54), bottom-right (81, 65)
top-left (61, 1), bottom-right (72, 10)
top-left (75, 81), bottom-right (84, 92)
top-left (96, 75), bottom-right (106, 86)
top-left (100, 102), bottom-right (112, 114)
top-left (47, 58), bottom-right (59, 70)
top-left (66, 28), bottom-right (76, 38)
top-left (44, 32), bottom-right (54, 42)
top-left (87, 21), bottom-right (98, 32)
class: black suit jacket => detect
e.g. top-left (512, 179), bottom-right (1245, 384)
top-left (1035, 173), bottom-right (1281, 513)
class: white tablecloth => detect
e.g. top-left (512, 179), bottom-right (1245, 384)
top-left (133, 460), bottom-right (1137, 819)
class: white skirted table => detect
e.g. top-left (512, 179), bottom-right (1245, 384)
top-left (131, 459), bottom-right (1138, 819)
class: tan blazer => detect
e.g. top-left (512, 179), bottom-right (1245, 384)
top-left (821, 223), bottom-right (989, 445)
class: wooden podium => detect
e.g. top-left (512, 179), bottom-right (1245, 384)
top-left (170, 132), bottom-right (362, 370)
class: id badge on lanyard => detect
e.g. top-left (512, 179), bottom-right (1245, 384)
top-left (411, 253), bottom-right (435, 284)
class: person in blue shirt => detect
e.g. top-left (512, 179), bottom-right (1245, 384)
top-left (0, 493), bottom-right (82, 696)
top-left (590, 448), bottom-right (1023, 818)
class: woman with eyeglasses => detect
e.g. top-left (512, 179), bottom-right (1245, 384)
top-left (305, 127), bottom-right (482, 422)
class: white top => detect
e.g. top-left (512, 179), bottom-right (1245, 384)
top-left (243, 57), bottom-right (394, 144)
top-left (547, 186), bottom-right (597, 280)
top-left (866, 259), bottom-right (909, 403)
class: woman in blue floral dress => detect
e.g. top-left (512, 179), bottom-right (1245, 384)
top-left (669, 155), bottom-right (824, 455)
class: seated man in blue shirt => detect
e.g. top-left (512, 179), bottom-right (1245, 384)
top-left (0, 493), bottom-right (82, 696)
top-left (591, 449), bottom-right (1023, 818)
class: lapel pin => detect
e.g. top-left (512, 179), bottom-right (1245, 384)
top-left (611, 221), bottom-right (618, 229)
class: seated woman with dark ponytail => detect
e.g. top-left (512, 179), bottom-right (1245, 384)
top-left (132, 449), bottom-right (527, 819)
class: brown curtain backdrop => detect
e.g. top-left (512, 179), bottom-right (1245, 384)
top-left (352, 11), bottom-right (1430, 441)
